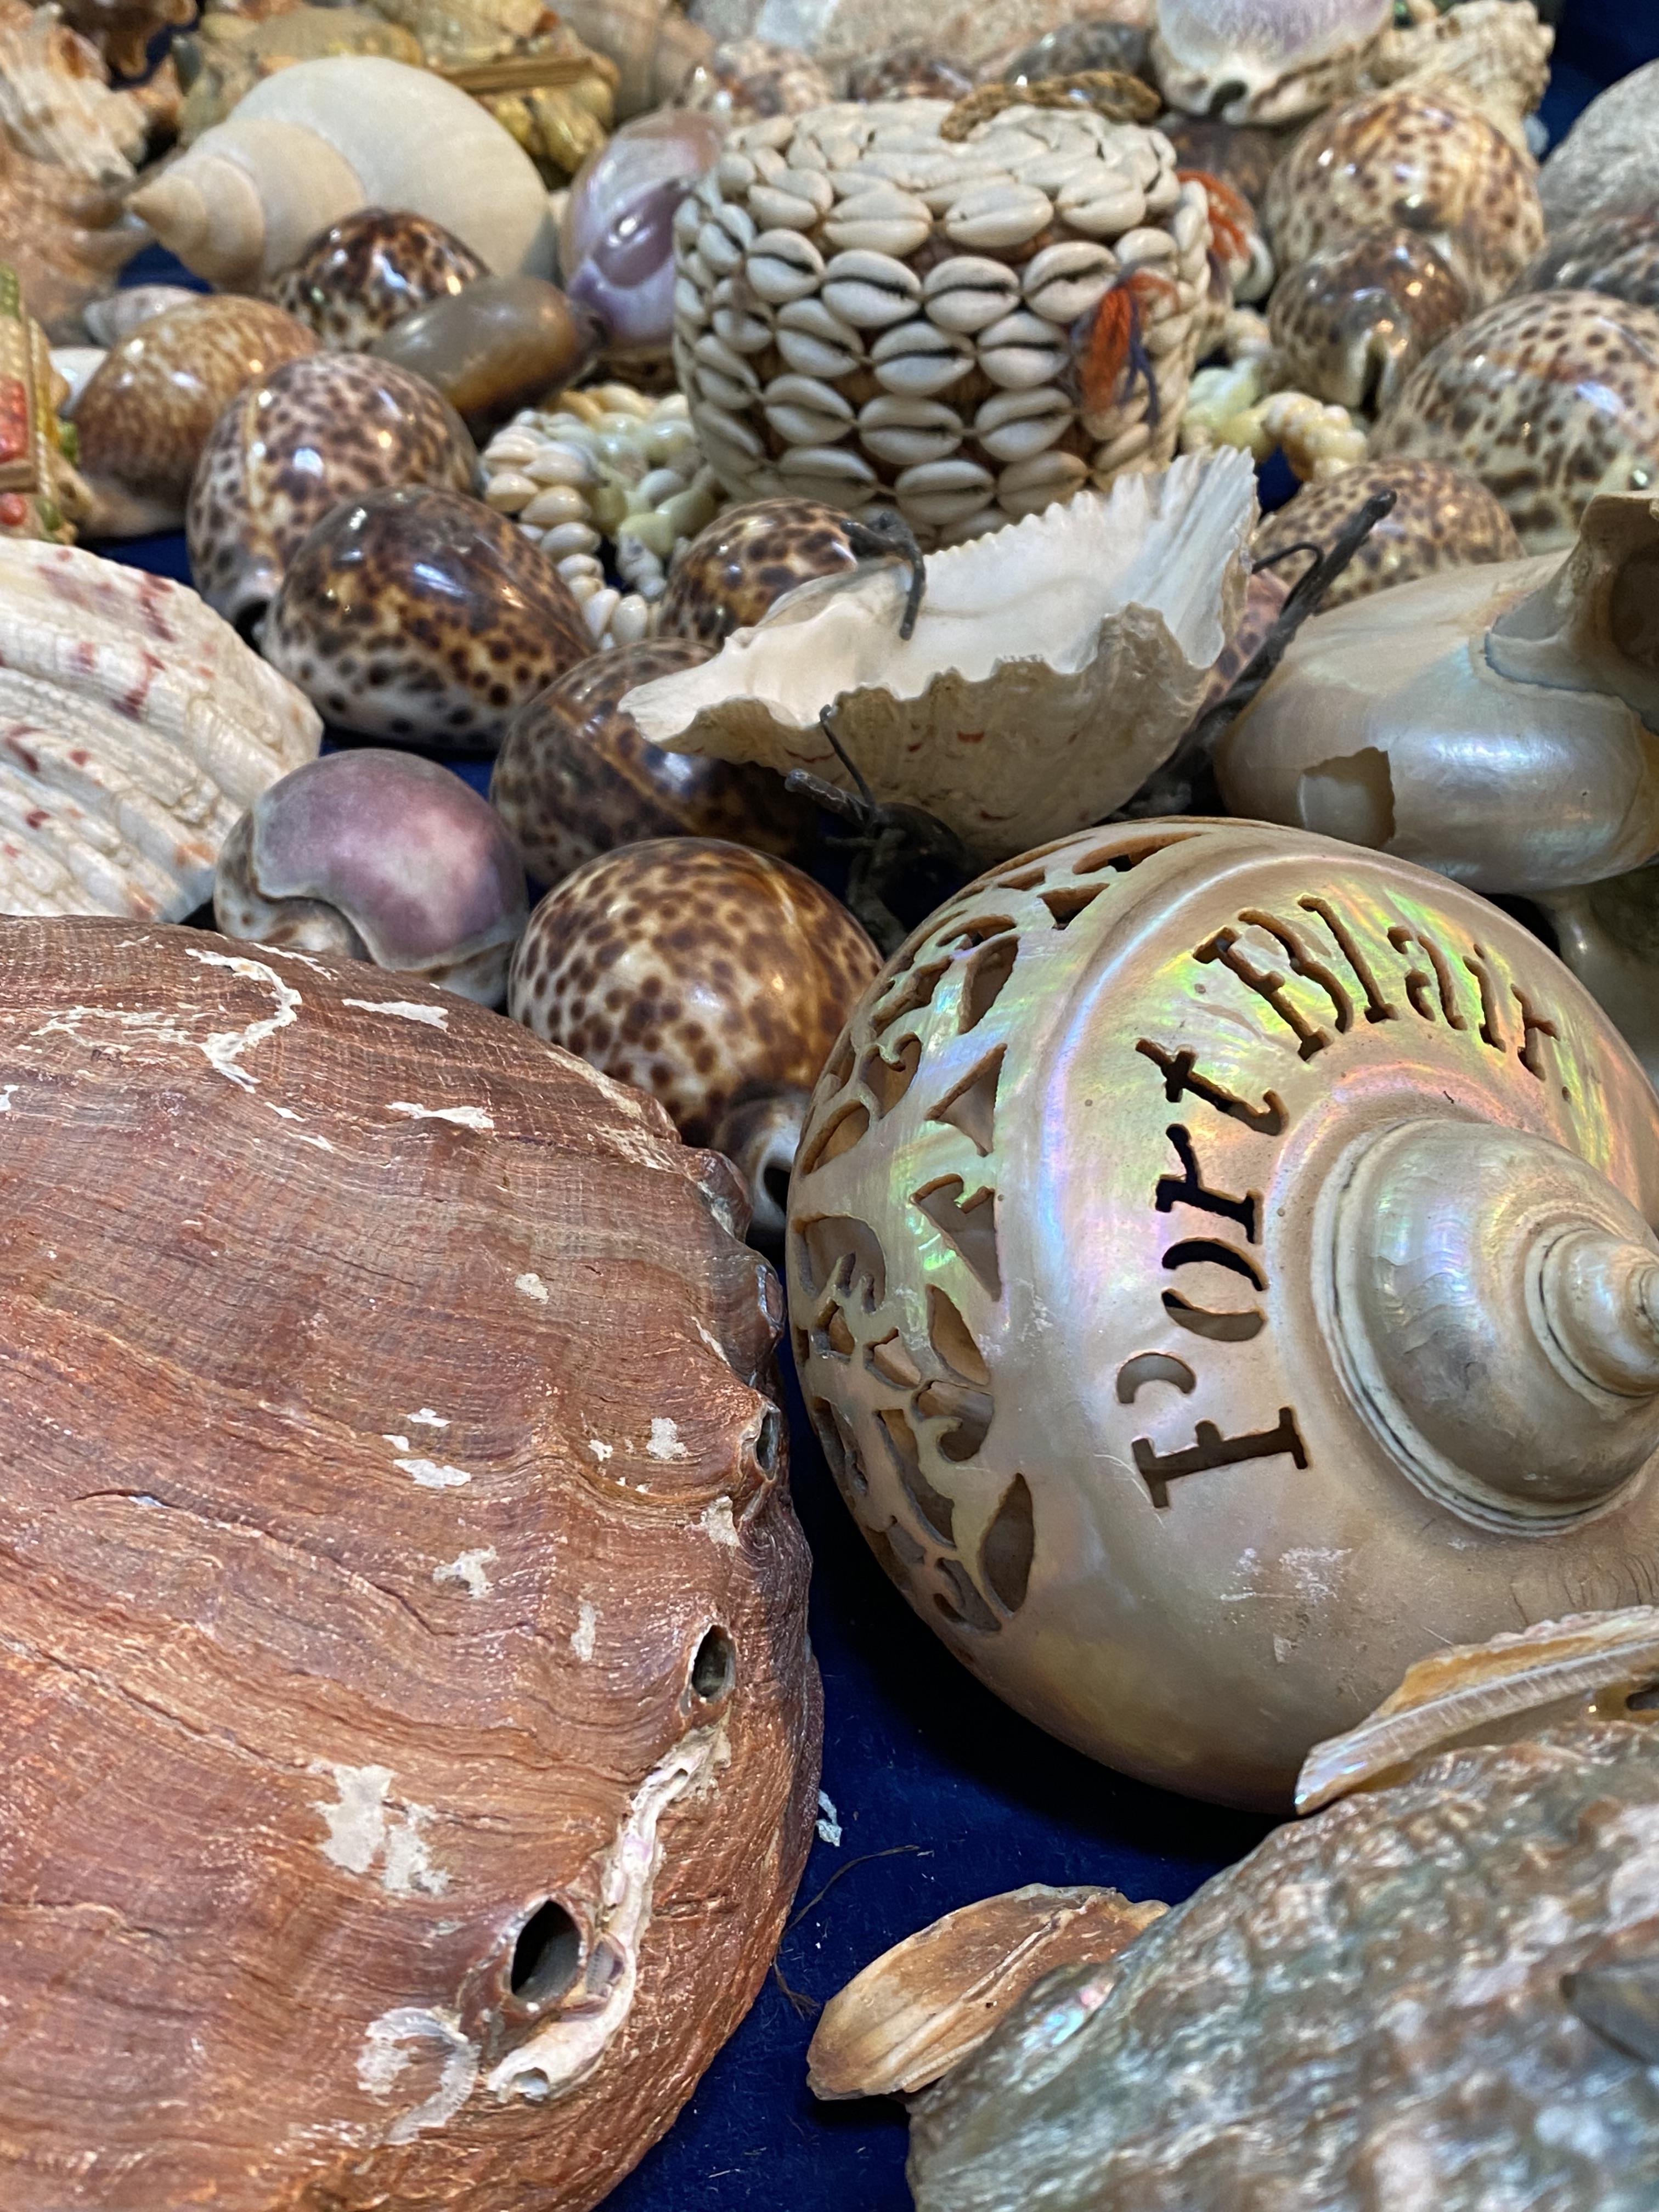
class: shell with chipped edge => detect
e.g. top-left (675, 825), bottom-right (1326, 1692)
top-left (623, 450), bottom-right (1256, 864)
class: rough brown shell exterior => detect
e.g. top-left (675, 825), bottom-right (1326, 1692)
top-left (187, 352), bottom-right (478, 629)
top-left (1514, 208), bottom-right (1659, 314)
top-left (1263, 83), bottom-right (1544, 309)
top-left (809, 1886), bottom-right (1167, 2100)
top-left (260, 486), bottom-right (594, 749)
top-left (68, 294), bottom-right (318, 536)
top-left (509, 837), bottom-right (881, 1146)
top-left (1538, 57), bottom-right (1659, 235)
top-left (658, 495), bottom-right (861, 646)
top-left (1252, 457), bottom-right (1523, 610)
top-left (910, 1725), bottom-right (1659, 2210)
top-left (0, 915), bottom-right (820, 2212)
top-left (1371, 290), bottom-right (1659, 554)
top-left (677, 35), bottom-right (834, 124)
top-left (1267, 229), bottom-right (1472, 415)
top-left (490, 639), bottom-right (814, 885)
top-left (267, 205), bottom-right (488, 351)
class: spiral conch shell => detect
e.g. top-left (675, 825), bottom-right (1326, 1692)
top-left (671, 98), bottom-right (1215, 548)
top-left (0, 540), bottom-right (320, 920)
top-left (624, 448), bottom-right (1255, 862)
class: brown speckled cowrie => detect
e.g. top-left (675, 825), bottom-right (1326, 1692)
top-left (490, 639), bottom-right (815, 887)
top-left (261, 486), bottom-right (594, 748)
top-left (266, 206), bottom-right (487, 352)
top-left (187, 353), bottom-right (478, 632)
top-left (510, 839), bottom-right (881, 1233)
top-left (1253, 458), bottom-right (1522, 610)
top-left (658, 498), bottom-right (863, 648)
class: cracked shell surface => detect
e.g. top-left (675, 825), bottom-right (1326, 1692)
top-left (0, 916), bottom-right (819, 2212)
top-left (509, 837), bottom-right (880, 1147)
top-left (1372, 290), bottom-right (1659, 554)
top-left (491, 640), bottom-right (814, 886)
top-left (1267, 229), bottom-right (1472, 415)
top-left (1263, 83), bottom-right (1543, 308)
top-left (261, 486), bottom-right (594, 751)
top-left (657, 496), bottom-right (861, 646)
top-left (267, 205), bottom-right (487, 351)
top-left (187, 352), bottom-right (478, 630)
top-left (909, 1726), bottom-right (1659, 2211)
top-left (67, 294), bottom-right (318, 538)
top-left (1252, 456), bottom-right (1522, 611)
top-left (673, 99), bottom-right (1212, 544)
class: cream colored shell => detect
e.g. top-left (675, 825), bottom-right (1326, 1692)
top-left (0, 541), bottom-right (320, 919)
top-left (672, 100), bottom-right (1214, 546)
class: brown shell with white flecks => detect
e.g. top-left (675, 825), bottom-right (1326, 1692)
top-left (490, 640), bottom-right (814, 886)
top-left (1371, 290), bottom-right (1659, 554)
top-left (509, 837), bottom-right (881, 1146)
top-left (1252, 458), bottom-right (1523, 611)
top-left (0, 916), bottom-right (819, 2212)
top-left (1263, 83), bottom-right (1543, 309)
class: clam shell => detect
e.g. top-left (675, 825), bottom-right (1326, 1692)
top-left (922, 256), bottom-right (1022, 335)
top-left (944, 180), bottom-right (1054, 252)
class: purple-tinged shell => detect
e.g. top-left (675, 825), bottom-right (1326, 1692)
top-left (187, 352), bottom-right (477, 631)
top-left (1268, 229), bottom-right (1472, 414)
top-left (490, 637), bottom-right (815, 886)
top-left (215, 748), bottom-right (528, 1003)
top-left (560, 110), bottom-right (724, 365)
top-left (266, 207), bottom-right (487, 352)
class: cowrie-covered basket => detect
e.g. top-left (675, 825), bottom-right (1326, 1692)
top-left (672, 99), bottom-right (1214, 546)
top-left (787, 819), bottom-right (1659, 1809)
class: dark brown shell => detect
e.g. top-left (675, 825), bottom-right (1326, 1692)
top-left (0, 916), bottom-right (819, 2212)
top-left (267, 206), bottom-right (488, 351)
top-left (658, 497), bottom-right (862, 648)
top-left (1514, 209), bottom-right (1659, 315)
top-left (490, 640), bottom-right (815, 887)
top-left (1371, 290), bottom-right (1659, 553)
top-left (508, 837), bottom-right (881, 1146)
top-left (68, 295), bottom-right (319, 534)
top-left (260, 487), bottom-right (594, 749)
top-left (1252, 457), bottom-right (1523, 610)
top-left (1263, 84), bottom-right (1543, 307)
top-left (187, 352), bottom-right (478, 629)
top-left (1267, 229), bottom-right (1472, 414)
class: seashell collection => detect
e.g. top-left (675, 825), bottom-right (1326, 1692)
top-left (9, 7), bottom-right (1659, 2207)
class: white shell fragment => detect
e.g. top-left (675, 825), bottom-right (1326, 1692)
top-left (624, 448), bottom-right (1256, 862)
top-left (0, 542), bottom-right (320, 921)
top-left (673, 101), bottom-right (1214, 546)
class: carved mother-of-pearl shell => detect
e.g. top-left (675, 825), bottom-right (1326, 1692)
top-left (922, 256), bottom-right (1023, 335)
top-left (858, 395), bottom-right (964, 468)
top-left (974, 387), bottom-right (1073, 462)
top-left (821, 250), bottom-right (923, 330)
top-left (764, 374), bottom-right (856, 445)
top-left (869, 319), bottom-right (975, 397)
top-left (746, 230), bottom-right (826, 304)
top-left (944, 182), bottom-right (1055, 253)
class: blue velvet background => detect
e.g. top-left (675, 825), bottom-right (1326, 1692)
top-left (97, 5), bottom-right (1659, 2199)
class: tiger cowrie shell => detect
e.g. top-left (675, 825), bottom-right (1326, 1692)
top-left (893, 456), bottom-right (996, 527)
top-left (775, 444), bottom-right (879, 497)
top-left (943, 180), bottom-right (1054, 251)
top-left (858, 394), bottom-right (963, 468)
top-left (1022, 239), bottom-right (1118, 321)
top-left (922, 256), bottom-right (1021, 334)
top-left (870, 318), bottom-right (974, 396)
top-left (1056, 175), bottom-right (1147, 238)
top-left (823, 187), bottom-right (934, 260)
top-left (977, 310), bottom-right (1070, 391)
top-left (764, 373), bottom-right (856, 445)
top-left (744, 230), bottom-right (826, 304)
top-left (973, 386), bottom-right (1073, 462)
top-left (821, 250), bottom-right (922, 330)
top-left (697, 220), bottom-right (744, 279)
top-left (997, 449), bottom-right (1089, 517)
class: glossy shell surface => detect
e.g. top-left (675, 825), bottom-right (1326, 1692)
top-left (910, 1726), bottom-right (1659, 2211)
top-left (658, 496), bottom-right (860, 647)
top-left (187, 352), bottom-right (478, 629)
top-left (1263, 83), bottom-right (1543, 307)
top-left (267, 205), bottom-right (487, 351)
top-left (1267, 229), bottom-right (1471, 415)
top-left (786, 818), bottom-right (1659, 1806)
top-left (371, 277), bottom-right (597, 427)
top-left (491, 641), bottom-right (813, 886)
top-left (510, 837), bottom-right (881, 1146)
top-left (68, 294), bottom-right (318, 534)
top-left (1252, 456), bottom-right (1522, 610)
top-left (1372, 290), bottom-right (1659, 552)
top-left (1514, 210), bottom-right (1659, 315)
top-left (261, 487), bottom-right (594, 749)
top-left (0, 915), bottom-right (819, 2212)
